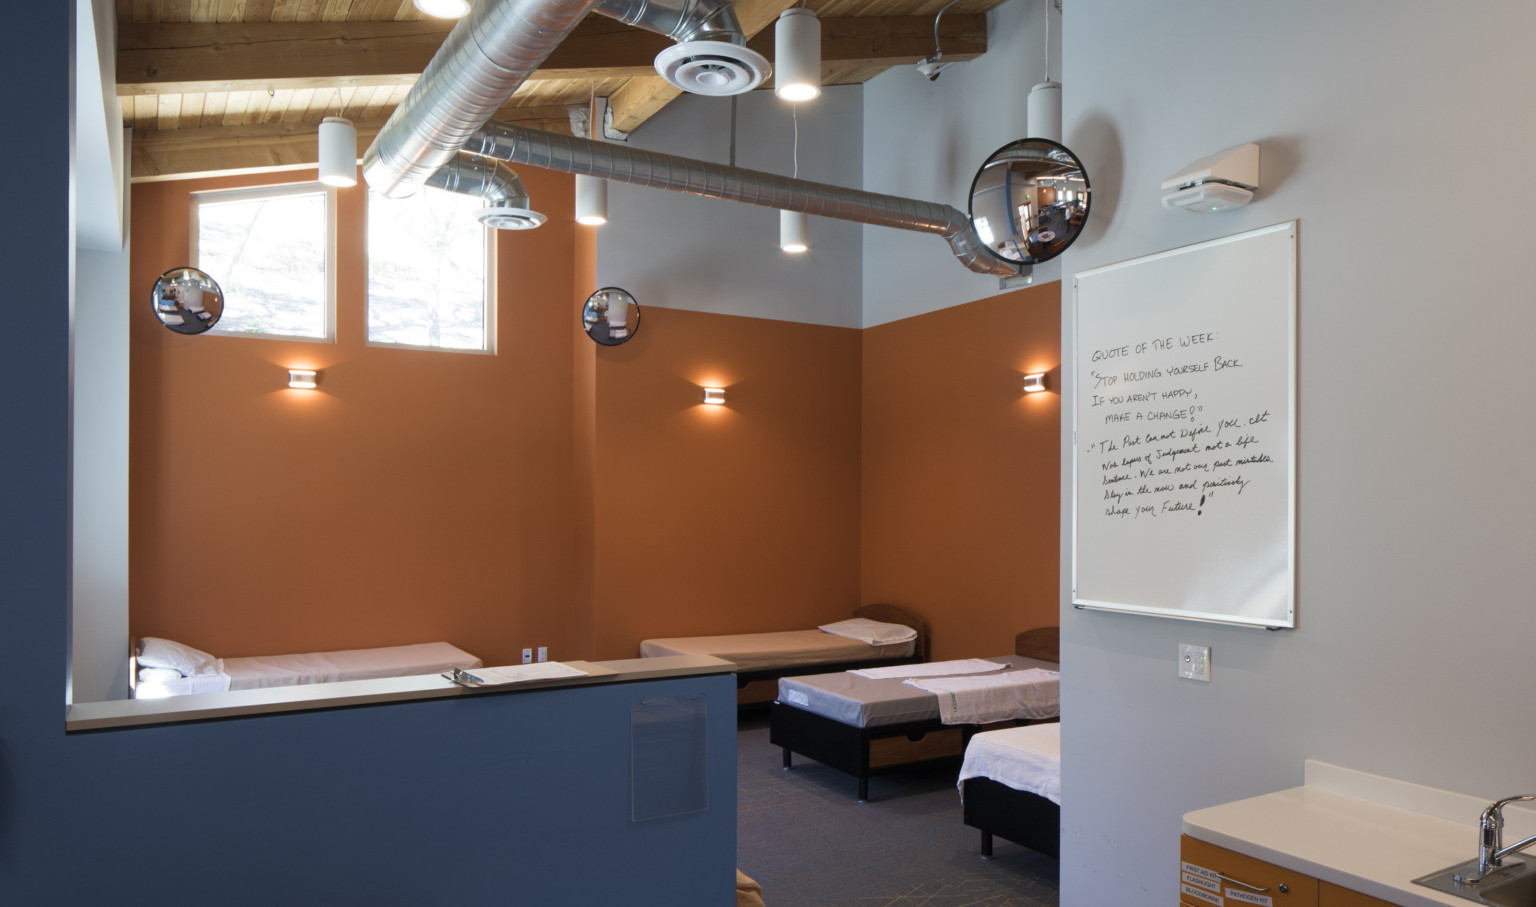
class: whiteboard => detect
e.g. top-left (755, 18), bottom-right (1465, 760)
top-left (1072, 222), bottom-right (1296, 628)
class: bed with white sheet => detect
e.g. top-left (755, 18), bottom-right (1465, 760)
top-left (639, 604), bottom-right (928, 706)
top-left (958, 723), bottom-right (1060, 858)
top-left (769, 652), bottom-right (1060, 801)
top-left (132, 637), bottom-right (483, 698)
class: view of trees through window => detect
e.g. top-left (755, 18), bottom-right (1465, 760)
top-left (194, 188), bottom-right (330, 339)
top-left (367, 188), bottom-right (489, 351)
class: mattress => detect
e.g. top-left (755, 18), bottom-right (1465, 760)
top-left (223, 642), bottom-right (483, 690)
top-left (776, 655), bottom-right (1058, 728)
top-left (958, 723), bottom-right (1061, 804)
top-left (639, 629), bottom-right (915, 673)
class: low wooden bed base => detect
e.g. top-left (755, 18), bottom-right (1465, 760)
top-left (962, 777), bottom-right (1060, 858)
top-left (770, 700), bottom-right (1003, 801)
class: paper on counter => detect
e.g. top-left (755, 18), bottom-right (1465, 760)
top-left (464, 662), bottom-right (590, 685)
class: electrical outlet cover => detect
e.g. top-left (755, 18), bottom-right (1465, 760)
top-left (521, 648), bottom-right (533, 664)
top-left (537, 647), bottom-right (548, 662)
top-left (1178, 643), bottom-right (1211, 682)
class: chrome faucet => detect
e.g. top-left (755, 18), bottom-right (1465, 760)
top-left (1457, 795), bottom-right (1536, 883)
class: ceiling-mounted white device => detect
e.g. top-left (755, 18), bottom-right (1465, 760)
top-left (1161, 143), bottom-right (1259, 213)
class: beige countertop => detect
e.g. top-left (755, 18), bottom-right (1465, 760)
top-left (66, 653), bottom-right (736, 731)
top-left (1183, 761), bottom-right (1536, 906)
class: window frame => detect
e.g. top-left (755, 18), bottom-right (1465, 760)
top-left (363, 188), bottom-right (497, 356)
top-left (188, 181), bottom-right (338, 344)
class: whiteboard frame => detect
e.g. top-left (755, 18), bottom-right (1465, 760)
top-left (1071, 221), bottom-right (1297, 629)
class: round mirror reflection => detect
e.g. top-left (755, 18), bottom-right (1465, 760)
top-left (967, 138), bottom-right (1090, 268)
top-left (581, 287), bottom-right (641, 346)
top-left (151, 267), bottom-right (224, 334)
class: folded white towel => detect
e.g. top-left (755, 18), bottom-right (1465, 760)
top-left (818, 618), bottom-right (918, 646)
top-left (904, 668), bottom-right (1060, 725)
top-left (849, 658), bottom-right (1009, 680)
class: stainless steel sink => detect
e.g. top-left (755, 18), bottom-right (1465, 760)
top-left (1416, 860), bottom-right (1536, 905)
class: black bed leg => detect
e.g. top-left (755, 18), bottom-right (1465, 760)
top-left (981, 831), bottom-right (994, 859)
top-left (858, 776), bottom-right (869, 802)
top-left (782, 748), bottom-right (791, 769)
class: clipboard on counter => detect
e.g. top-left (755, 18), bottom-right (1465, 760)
top-left (443, 660), bottom-right (618, 689)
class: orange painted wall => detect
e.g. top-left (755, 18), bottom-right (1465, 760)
top-left (129, 167), bottom-right (587, 667)
top-left (129, 168), bottom-right (1057, 667)
top-left (860, 282), bottom-right (1062, 661)
top-left (590, 307), bottom-right (864, 660)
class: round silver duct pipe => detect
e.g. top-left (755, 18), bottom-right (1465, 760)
top-left (423, 155), bottom-right (547, 230)
top-left (362, 0), bottom-right (603, 199)
top-left (464, 123), bottom-right (1024, 278)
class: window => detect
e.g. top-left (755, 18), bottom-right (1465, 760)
top-left (190, 183), bottom-right (336, 341)
top-left (367, 187), bottom-right (492, 353)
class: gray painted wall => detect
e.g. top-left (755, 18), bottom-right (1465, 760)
top-left (596, 85), bottom-right (864, 329)
top-left (861, 0), bottom-right (1061, 327)
top-left (1058, 1), bottom-right (1536, 902)
top-left (73, 237), bottom-right (131, 702)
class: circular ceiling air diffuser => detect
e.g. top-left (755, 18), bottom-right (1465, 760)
top-left (654, 42), bottom-right (771, 96)
top-left (476, 206), bottom-right (547, 230)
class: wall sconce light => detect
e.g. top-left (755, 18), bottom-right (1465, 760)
top-left (702, 387), bottom-right (727, 405)
top-left (289, 369), bottom-right (318, 389)
top-left (1023, 373), bottom-right (1048, 393)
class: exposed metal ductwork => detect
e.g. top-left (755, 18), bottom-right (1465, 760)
top-left (362, 0), bottom-right (603, 199)
top-left (592, 0), bottom-right (770, 95)
top-left (424, 155), bottom-right (547, 230)
top-left (463, 123), bottom-right (1023, 278)
top-left (362, 0), bottom-right (1019, 275)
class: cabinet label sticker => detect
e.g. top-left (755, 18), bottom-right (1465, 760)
top-left (1182, 871), bottom-right (1221, 893)
top-left (1183, 862), bottom-right (1220, 882)
top-left (1181, 882), bottom-right (1224, 905)
top-left (1224, 888), bottom-right (1272, 907)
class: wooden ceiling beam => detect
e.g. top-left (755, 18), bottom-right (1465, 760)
top-left (132, 105), bottom-right (575, 182)
top-left (119, 14), bottom-right (983, 99)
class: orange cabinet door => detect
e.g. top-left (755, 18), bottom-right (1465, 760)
top-left (1319, 881), bottom-right (1399, 906)
top-left (1181, 835), bottom-right (1320, 907)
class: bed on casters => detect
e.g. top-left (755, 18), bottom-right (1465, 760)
top-left (768, 627), bottom-right (1060, 801)
top-left (640, 603), bottom-right (929, 707)
top-left (959, 722), bottom-right (1060, 859)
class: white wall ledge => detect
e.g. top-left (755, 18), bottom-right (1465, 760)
top-left (66, 654), bottom-right (735, 732)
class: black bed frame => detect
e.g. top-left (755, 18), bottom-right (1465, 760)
top-left (961, 776), bottom-right (1060, 858)
top-left (770, 700), bottom-right (1010, 801)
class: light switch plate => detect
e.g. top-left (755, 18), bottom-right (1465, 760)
top-left (521, 648), bottom-right (533, 664)
top-left (1179, 644), bottom-right (1211, 682)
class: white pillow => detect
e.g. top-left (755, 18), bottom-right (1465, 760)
top-left (136, 637), bottom-right (220, 677)
top-left (818, 618), bottom-right (918, 646)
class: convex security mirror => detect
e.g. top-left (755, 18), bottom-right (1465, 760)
top-left (581, 287), bottom-right (641, 346)
top-left (967, 138), bottom-right (1091, 268)
top-left (151, 267), bottom-right (224, 334)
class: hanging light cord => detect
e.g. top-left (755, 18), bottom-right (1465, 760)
top-left (1044, 0), bottom-right (1056, 83)
top-left (791, 104), bottom-right (799, 179)
top-left (930, 0), bottom-right (962, 63)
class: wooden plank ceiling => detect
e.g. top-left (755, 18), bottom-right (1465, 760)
top-left (120, 0), bottom-right (1004, 181)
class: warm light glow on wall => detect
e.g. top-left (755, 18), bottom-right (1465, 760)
top-left (702, 387), bottom-right (727, 405)
top-left (289, 369), bottom-right (318, 389)
top-left (1023, 372), bottom-right (1048, 393)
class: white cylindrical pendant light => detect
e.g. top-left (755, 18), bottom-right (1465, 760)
top-left (413, 0), bottom-right (470, 18)
top-left (1027, 81), bottom-right (1062, 144)
top-left (780, 210), bottom-right (808, 253)
top-left (575, 174), bottom-right (608, 226)
top-left (317, 116), bottom-right (357, 187)
top-left (774, 8), bottom-right (821, 102)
